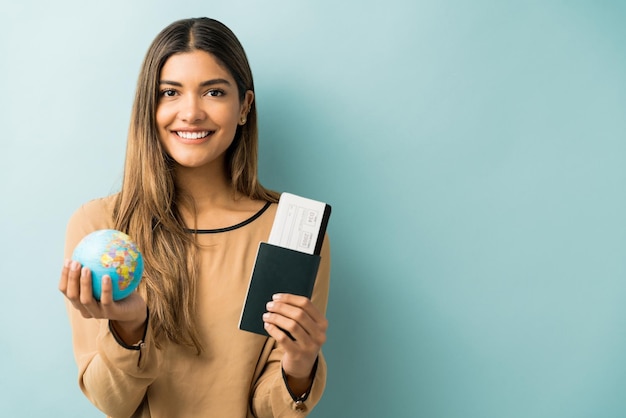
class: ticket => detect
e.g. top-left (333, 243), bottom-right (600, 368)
top-left (267, 193), bottom-right (331, 255)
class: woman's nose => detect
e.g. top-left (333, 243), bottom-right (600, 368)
top-left (179, 96), bottom-right (206, 123)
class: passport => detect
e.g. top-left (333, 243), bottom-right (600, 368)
top-left (238, 193), bottom-right (331, 337)
top-left (238, 243), bottom-right (321, 336)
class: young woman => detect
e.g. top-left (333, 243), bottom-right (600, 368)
top-left (58, 17), bottom-right (330, 418)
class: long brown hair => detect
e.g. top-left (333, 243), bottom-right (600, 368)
top-left (113, 17), bottom-right (278, 353)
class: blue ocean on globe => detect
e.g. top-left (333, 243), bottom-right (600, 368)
top-left (72, 229), bottom-right (144, 301)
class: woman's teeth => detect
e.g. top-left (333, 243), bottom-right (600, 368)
top-left (177, 131), bottom-right (210, 139)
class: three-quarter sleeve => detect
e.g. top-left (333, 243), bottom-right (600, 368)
top-left (63, 199), bottom-right (160, 417)
top-left (250, 236), bottom-right (331, 417)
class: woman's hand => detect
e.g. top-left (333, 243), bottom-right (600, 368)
top-left (59, 259), bottom-right (147, 344)
top-left (263, 293), bottom-right (328, 394)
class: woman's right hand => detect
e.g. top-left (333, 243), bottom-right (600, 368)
top-left (59, 259), bottom-right (148, 345)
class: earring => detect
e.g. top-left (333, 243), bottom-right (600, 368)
top-left (240, 116), bottom-right (247, 125)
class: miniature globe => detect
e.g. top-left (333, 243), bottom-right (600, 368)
top-left (72, 229), bottom-right (144, 301)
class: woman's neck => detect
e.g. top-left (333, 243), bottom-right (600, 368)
top-left (172, 162), bottom-right (262, 230)
top-left (173, 161), bottom-right (233, 203)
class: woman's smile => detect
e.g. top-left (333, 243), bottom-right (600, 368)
top-left (170, 129), bottom-right (216, 144)
top-left (175, 130), bottom-right (213, 140)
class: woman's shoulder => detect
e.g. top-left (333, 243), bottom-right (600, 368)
top-left (68, 194), bottom-right (118, 232)
top-left (77, 193), bottom-right (117, 217)
top-left (64, 194), bottom-right (119, 256)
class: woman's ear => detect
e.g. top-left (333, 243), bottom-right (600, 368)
top-left (239, 90), bottom-right (254, 125)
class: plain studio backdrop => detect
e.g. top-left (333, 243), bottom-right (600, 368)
top-left (1, 1), bottom-right (625, 417)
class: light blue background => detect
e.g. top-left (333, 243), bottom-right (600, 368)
top-left (1, 1), bottom-right (625, 417)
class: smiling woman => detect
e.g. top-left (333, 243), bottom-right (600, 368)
top-left (57, 17), bottom-right (330, 418)
top-left (156, 50), bottom-right (254, 171)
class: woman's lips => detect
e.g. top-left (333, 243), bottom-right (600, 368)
top-left (175, 130), bottom-right (211, 139)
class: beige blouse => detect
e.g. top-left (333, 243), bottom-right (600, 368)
top-left (63, 195), bottom-right (330, 417)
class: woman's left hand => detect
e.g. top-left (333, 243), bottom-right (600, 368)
top-left (263, 293), bottom-right (328, 383)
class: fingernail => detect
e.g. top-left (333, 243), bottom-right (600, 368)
top-left (263, 313), bottom-right (270, 320)
top-left (64, 259), bottom-right (70, 268)
top-left (266, 302), bottom-right (274, 309)
top-left (71, 261), bottom-right (80, 271)
top-left (272, 294), bottom-right (282, 301)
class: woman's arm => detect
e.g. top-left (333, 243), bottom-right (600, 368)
top-left (65, 302), bottom-right (158, 417)
top-left (251, 236), bottom-right (331, 416)
top-left (59, 200), bottom-right (160, 417)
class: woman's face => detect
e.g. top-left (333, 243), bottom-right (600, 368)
top-left (156, 50), bottom-right (253, 170)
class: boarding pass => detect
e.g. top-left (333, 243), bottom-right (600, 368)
top-left (267, 193), bottom-right (331, 255)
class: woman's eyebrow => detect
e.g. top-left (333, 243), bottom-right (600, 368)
top-left (159, 78), bottom-right (232, 87)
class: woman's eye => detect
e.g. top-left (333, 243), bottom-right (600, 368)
top-left (160, 89), bottom-right (177, 97)
top-left (206, 89), bottom-right (225, 97)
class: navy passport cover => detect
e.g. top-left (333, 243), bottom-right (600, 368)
top-left (239, 242), bottom-right (321, 337)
